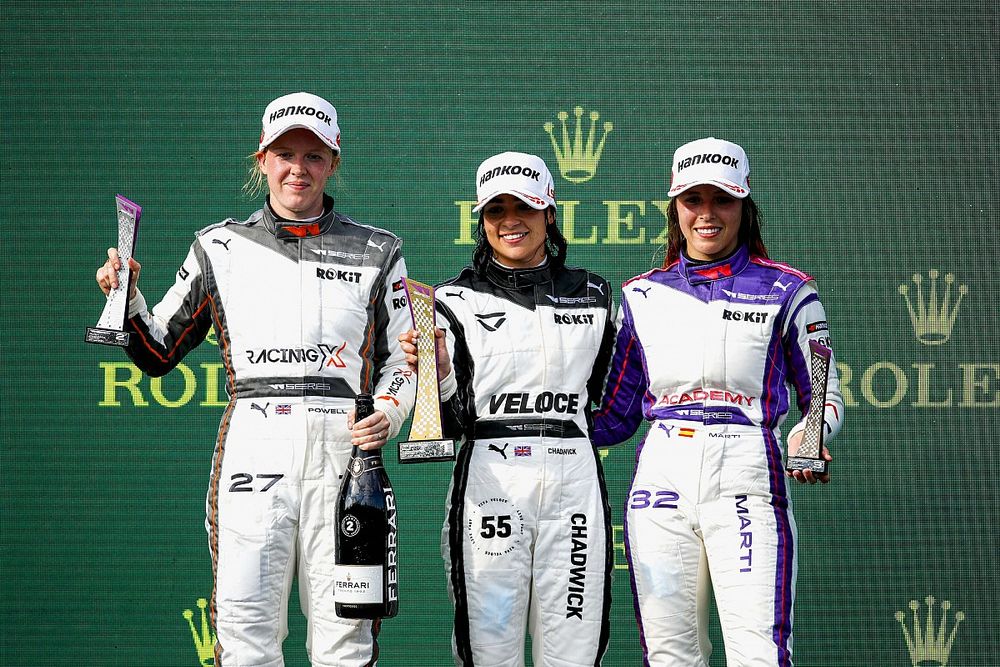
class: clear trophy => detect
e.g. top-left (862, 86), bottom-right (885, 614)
top-left (397, 279), bottom-right (456, 464)
top-left (85, 195), bottom-right (142, 347)
top-left (786, 340), bottom-right (832, 474)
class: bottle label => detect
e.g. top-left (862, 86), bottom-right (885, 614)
top-left (334, 565), bottom-right (383, 604)
top-left (340, 513), bottom-right (361, 537)
top-left (348, 456), bottom-right (384, 477)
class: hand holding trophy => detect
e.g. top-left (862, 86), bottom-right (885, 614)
top-left (86, 195), bottom-right (142, 346)
top-left (397, 279), bottom-right (456, 463)
top-left (786, 340), bottom-right (833, 478)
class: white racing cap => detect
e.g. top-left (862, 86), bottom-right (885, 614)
top-left (259, 92), bottom-right (341, 153)
top-left (668, 137), bottom-right (750, 198)
top-left (472, 151), bottom-right (556, 213)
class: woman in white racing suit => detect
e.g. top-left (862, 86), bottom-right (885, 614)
top-left (95, 92), bottom-right (414, 666)
top-left (592, 137), bottom-right (844, 666)
top-left (399, 152), bottom-right (616, 666)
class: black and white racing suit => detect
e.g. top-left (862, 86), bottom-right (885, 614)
top-left (122, 196), bottom-right (415, 667)
top-left (434, 260), bottom-right (615, 666)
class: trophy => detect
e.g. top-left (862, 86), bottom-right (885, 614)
top-left (397, 279), bottom-right (456, 464)
top-left (85, 195), bottom-right (142, 347)
top-left (786, 340), bottom-right (832, 474)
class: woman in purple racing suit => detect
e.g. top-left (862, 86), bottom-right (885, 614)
top-left (592, 137), bottom-right (844, 666)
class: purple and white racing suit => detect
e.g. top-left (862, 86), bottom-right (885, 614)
top-left (593, 245), bottom-right (844, 666)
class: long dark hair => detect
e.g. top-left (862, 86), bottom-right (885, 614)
top-left (472, 207), bottom-right (568, 275)
top-left (662, 196), bottom-right (768, 266)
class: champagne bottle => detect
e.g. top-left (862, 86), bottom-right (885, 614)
top-left (334, 393), bottom-right (399, 619)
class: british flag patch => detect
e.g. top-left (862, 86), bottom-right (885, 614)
top-left (514, 446), bottom-right (532, 457)
top-left (275, 404), bottom-right (292, 415)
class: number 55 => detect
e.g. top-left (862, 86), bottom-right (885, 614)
top-left (480, 515), bottom-right (512, 538)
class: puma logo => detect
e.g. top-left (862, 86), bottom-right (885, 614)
top-left (587, 281), bottom-right (605, 295)
top-left (445, 291), bottom-right (465, 301)
top-left (251, 402), bottom-right (269, 418)
top-left (488, 443), bottom-right (510, 459)
top-left (657, 423), bottom-right (675, 437)
top-left (212, 238), bottom-right (232, 251)
top-left (632, 286), bottom-right (651, 298)
top-left (774, 280), bottom-right (791, 292)
top-left (366, 239), bottom-right (387, 252)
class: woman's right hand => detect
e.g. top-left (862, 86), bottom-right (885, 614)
top-left (398, 327), bottom-right (451, 380)
top-left (96, 247), bottom-right (141, 299)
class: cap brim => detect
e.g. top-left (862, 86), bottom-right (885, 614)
top-left (472, 188), bottom-right (552, 213)
top-left (668, 178), bottom-right (749, 199)
top-left (260, 124), bottom-right (341, 153)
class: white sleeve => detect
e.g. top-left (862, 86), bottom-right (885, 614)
top-left (371, 255), bottom-right (417, 438)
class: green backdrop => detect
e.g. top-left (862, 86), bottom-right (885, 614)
top-left (3, 1), bottom-right (997, 665)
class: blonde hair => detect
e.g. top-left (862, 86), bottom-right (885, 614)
top-left (242, 148), bottom-right (341, 199)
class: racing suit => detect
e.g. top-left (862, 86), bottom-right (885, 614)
top-left (122, 195), bottom-right (415, 667)
top-left (592, 245), bottom-right (844, 667)
top-left (435, 260), bottom-right (615, 667)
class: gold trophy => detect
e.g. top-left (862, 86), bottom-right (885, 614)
top-left (786, 340), bottom-right (832, 474)
top-left (397, 279), bottom-right (456, 463)
top-left (85, 195), bottom-right (142, 346)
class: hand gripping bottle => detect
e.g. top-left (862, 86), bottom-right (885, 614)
top-left (334, 393), bottom-right (399, 618)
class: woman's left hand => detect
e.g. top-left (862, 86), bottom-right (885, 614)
top-left (785, 431), bottom-right (832, 484)
top-left (348, 408), bottom-right (392, 451)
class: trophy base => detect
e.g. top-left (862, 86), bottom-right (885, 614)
top-left (398, 439), bottom-right (456, 464)
top-left (85, 327), bottom-right (130, 347)
top-left (786, 456), bottom-right (828, 474)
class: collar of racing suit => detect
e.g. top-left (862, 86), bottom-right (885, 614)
top-left (679, 243), bottom-right (750, 284)
top-left (263, 194), bottom-right (338, 240)
top-left (484, 258), bottom-right (554, 290)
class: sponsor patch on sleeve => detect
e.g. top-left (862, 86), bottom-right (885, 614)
top-left (806, 321), bottom-right (828, 333)
top-left (392, 279), bottom-right (405, 292)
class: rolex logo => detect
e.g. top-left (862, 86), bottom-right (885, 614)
top-left (543, 106), bottom-right (613, 183)
top-left (894, 595), bottom-right (965, 666)
top-left (182, 597), bottom-right (216, 666)
top-left (898, 270), bottom-right (967, 345)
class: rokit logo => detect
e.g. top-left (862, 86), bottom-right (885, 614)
top-left (838, 270), bottom-right (996, 409)
top-left (316, 267), bottom-right (362, 283)
top-left (554, 313), bottom-right (594, 325)
top-left (722, 309), bottom-right (769, 324)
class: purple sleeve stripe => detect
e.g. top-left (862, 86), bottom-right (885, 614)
top-left (784, 291), bottom-right (819, 332)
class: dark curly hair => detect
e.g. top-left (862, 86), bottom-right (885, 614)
top-left (662, 196), bottom-right (768, 266)
top-left (472, 207), bottom-right (567, 275)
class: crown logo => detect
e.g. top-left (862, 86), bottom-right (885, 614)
top-left (898, 270), bottom-right (967, 345)
top-left (543, 106), bottom-right (613, 183)
top-left (182, 597), bottom-right (216, 666)
top-left (894, 595), bottom-right (965, 666)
